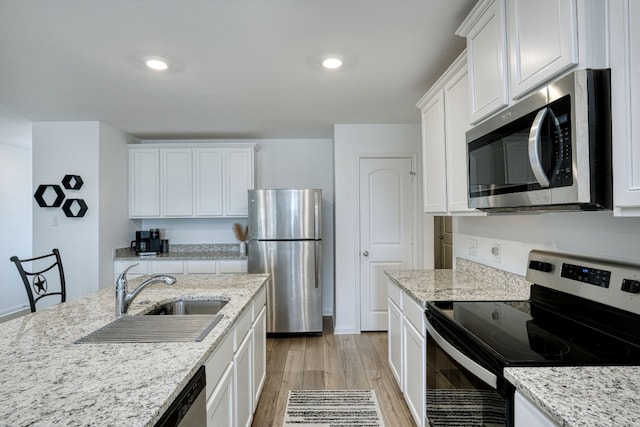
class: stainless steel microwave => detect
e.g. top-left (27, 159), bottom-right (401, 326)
top-left (466, 69), bottom-right (612, 212)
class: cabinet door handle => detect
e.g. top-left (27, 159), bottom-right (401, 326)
top-left (363, 251), bottom-right (369, 257)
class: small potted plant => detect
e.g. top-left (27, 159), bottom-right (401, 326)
top-left (233, 223), bottom-right (249, 255)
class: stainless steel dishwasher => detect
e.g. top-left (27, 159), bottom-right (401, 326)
top-left (155, 365), bottom-right (206, 427)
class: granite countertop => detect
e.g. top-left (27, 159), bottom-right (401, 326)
top-left (505, 366), bottom-right (640, 426)
top-left (0, 273), bottom-right (268, 426)
top-left (114, 243), bottom-right (247, 261)
top-left (385, 258), bottom-right (532, 306)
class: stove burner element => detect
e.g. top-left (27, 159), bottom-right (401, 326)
top-left (490, 329), bottom-right (571, 360)
top-left (570, 335), bottom-right (632, 357)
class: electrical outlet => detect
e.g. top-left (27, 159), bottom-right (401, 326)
top-left (491, 243), bottom-right (501, 263)
top-left (468, 239), bottom-right (477, 256)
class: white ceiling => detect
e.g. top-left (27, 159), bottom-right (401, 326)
top-left (0, 0), bottom-right (476, 139)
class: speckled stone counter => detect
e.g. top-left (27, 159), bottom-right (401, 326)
top-left (505, 366), bottom-right (640, 426)
top-left (0, 273), bottom-right (268, 426)
top-left (114, 243), bottom-right (247, 261)
top-left (385, 258), bottom-right (532, 306)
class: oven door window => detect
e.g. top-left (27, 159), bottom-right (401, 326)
top-left (427, 333), bottom-right (506, 426)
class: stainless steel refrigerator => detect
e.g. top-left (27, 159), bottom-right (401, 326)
top-left (248, 189), bottom-right (322, 334)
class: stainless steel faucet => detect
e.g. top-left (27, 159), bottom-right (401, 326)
top-left (115, 263), bottom-right (177, 316)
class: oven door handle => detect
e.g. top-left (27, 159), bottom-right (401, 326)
top-left (426, 319), bottom-right (498, 389)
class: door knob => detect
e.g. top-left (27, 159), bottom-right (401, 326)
top-left (363, 251), bottom-right (369, 257)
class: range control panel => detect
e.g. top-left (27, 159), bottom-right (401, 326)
top-left (526, 250), bottom-right (640, 315)
top-left (561, 263), bottom-right (611, 288)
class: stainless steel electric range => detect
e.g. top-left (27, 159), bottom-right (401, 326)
top-left (424, 250), bottom-right (640, 426)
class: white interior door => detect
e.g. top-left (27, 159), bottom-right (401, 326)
top-left (359, 156), bottom-right (415, 331)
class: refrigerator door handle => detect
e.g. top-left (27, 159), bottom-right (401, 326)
top-left (314, 191), bottom-right (320, 240)
top-left (314, 242), bottom-right (320, 288)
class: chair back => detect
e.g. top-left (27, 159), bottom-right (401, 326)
top-left (10, 248), bottom-right (66, 312)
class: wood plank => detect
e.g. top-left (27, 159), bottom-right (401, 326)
top-left (339, 335), bottom-right (370, 389)
top-left (367, 369), bottom-right (416, 427)
top-left (302, 370), bottom-right (325, 389)
top-left (304, 334), bottom-right (324, 371)
top-left (252, 390), bottom-right (277, 427)
top-left (323, 334), bottom-right (347, 390)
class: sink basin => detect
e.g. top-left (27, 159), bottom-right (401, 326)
top-left (145, 299), bottom-right (228, 316)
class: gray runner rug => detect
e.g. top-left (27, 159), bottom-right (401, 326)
top-left (283, 390), bottom-right (385, 427)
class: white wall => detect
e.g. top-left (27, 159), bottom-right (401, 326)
top-left (142, 138), bottom-right (336, 315)
top-left (334, 124), bottom-right (422, 334)
top-left (99, 124), bottom-right (139, 289)
top-left (0, 107), bottom-right (32, 317)
top-left (454, 211), bottom-right (640, 276)
top-left (33, 122), bottom-right (135, 302)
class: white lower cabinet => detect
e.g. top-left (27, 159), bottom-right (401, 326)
top-left (514, 391), bottom-right (558, 427)
top-left (387, 280), bottom-right (426, 427)
top-left (113, 259), bottom-right (247, 280)
top-left (204, 288), bottom-right (266, 427)
top-left (206, 363), bottom-right (234, 427)
top-left (403, 315), bottom-right (426, 426)
top-left (387, 298), bottom-right (403, 387)
top-left (252, 307), bottom-right (267, 410)
top-left (234, 330), bottom-right (253, 427)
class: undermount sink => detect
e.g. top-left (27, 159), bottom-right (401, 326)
top-left (145, 299), bottom-right (229, 316)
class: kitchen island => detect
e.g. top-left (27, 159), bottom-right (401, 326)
top-left (0, 273), bottom-right (268, 426)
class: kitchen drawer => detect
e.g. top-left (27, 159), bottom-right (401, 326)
top-left (205, 331), bottom-right (234, 399)
top-left (403, 294), bottom-right (425, 335)
top-left (219, 260), bottom-right (247, 274)
top-left (187, 260), bottom-right (218, 274)
top-left (234, 306), bottom-right (252, 351)
top-left (387, 280), bottom-right (402, 308)
top-left (114, 260), bottom-right (149, 280)
top-left (253, 287), bottom-right (266, 320)
top-left (149, 260), bottom-right (185, 274)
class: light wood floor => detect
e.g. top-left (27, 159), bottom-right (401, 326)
top-left (251, 317), bottom-right (416, 426)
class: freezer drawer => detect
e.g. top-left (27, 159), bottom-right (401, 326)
top-left (248, 240), bottom-right (322, 333)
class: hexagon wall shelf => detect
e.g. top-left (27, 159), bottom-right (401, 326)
top-left (34, 185), bottom-right (65, 207)
top-left (62, 175), bottom-right (83, 190)
top-left (62, 199), bottom-right (88, 218)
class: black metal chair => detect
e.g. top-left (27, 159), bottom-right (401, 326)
top-left (10, 248), bottom-right (66, 312)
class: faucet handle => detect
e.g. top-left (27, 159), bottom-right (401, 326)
top-left (116, 263), bottom-right (139, 288)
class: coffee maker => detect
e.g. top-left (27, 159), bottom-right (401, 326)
top-left (132, 230), bottom-right (150, 254)
top-left (130, 229), bottom-right (161, 254)
top-left (149, 228), bottom-right (161, 252)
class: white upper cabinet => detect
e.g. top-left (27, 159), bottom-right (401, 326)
top-left (458, 0), bottom-right (607, 122)
top-left (417, 52), bottom-right (479, 215)
top-left (507, 0), bottom-right (577, 99)
top-left (129, 143), bottom-right (255, 219)
top-left (194, 148), bottom-right (224, 216)
top-left (419, 88), bottom-right (447, 213)
top-left (457, 0), bottom-right (508, 124)
top-left (225, 147), bottom-right (254, 217)
top-left (161, 148), bottom-right (194, 217)
top-left (610, 0), bottom-right (640, 216)
top-left (444, 64), bottom-right (475, 213)
top-left (129, 148), bottom-right (160, 217)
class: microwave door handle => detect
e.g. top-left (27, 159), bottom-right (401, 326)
top-left (528, 107), bottom-right (551, 188)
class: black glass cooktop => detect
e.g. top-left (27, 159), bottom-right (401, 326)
top-left (427, 285), bottom-right (640, 366)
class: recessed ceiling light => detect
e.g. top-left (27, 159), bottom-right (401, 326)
top-left (322, 57), bottom-right (343, 70)
top-left (145, 57), bottom-right (169, 71)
